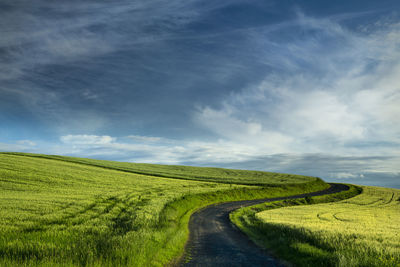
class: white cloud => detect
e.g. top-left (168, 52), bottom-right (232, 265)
top-left (0, 140), bottom-right (39, 152)
top-left (0, 142), bottom-right (26, 152)
top-left (126, 135), bottom-right (163, 143)
top-left (16, 140), bottom-right (36, 147)
top-left (195, 107), bottom-right (293, 155)
top-left (60, 135), bottom-right (115, 145)
top-left (281, 90), bottom-right (365, 141)
top-left (193, 14), bottom-right (400, 157)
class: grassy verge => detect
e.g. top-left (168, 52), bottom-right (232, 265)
top-left (0, 153), bottom-right (328, 266)
top-left (231, 185), bottom-right (400, 266)
top-left (159, 179), bottom-right (329, 266)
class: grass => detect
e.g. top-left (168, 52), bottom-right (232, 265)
top-left (231, 185), bottom-right (400, 267)
top-left (0, 152), bottom-right (327, 266)
top-left (2, 152), bottom-right (315, 185)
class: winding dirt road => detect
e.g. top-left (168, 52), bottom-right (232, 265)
top-left (181, 183), bottom-right (349, 267)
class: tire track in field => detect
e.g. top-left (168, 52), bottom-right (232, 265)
top-left (181, 183), bottom-right (349, 267)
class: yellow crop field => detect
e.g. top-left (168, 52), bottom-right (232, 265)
top-left (257, 186), bottom-right (400, 266)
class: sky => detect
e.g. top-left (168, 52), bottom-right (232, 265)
top-left (1, 0), bottom-right (399, 188)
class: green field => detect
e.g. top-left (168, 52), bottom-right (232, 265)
top-left (232, 186), bottom-right (400, 266)
top-left (3, 152), bottom-right (312, 185)
top-left (0, 153), bottom-right (327, 266)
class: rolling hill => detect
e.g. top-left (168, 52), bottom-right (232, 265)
top-left (0, 152), bottom-right (327, 266)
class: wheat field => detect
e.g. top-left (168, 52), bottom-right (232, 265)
top-left (257, 186), bottom-right (400, 266)
top-left (0, 153), bottom-right (325, 266)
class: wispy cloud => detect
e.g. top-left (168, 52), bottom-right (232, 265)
top-left (0, 140), bottom-right (37, 152)
top-left (16, 140), bottom-right (36, 147)
top-left (126, 135), bottom-right (163, 143)
top-left (194, 13), bottom-right (400, 158)
top-left (61, 135), bottom-right (115, 145)
top-left (0, 0), bottom-right (217, 132)
top-left (0, 0), bottom-right (231, 82)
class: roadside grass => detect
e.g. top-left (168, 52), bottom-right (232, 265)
top-left (231, 185), bottom-right (400, 266)
top-left (0, 153), bottom-right (327, 266)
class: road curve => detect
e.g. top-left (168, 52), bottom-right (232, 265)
top-left (180, 183), bottom-right (349, 267)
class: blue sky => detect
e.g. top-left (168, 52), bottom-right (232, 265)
top-left (1, 0), bottom-right (399, 188)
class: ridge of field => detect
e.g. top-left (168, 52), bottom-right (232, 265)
top-left (232, 185), bottom-right (399, 267)
top-left (0, 153), bottom-right (328, 266)
top-left (1, 152), bottom-right (316, 185)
